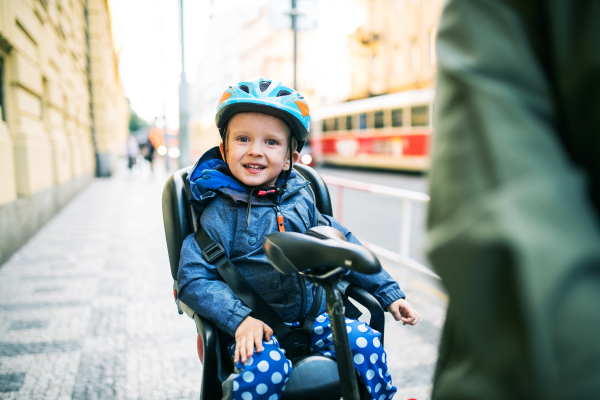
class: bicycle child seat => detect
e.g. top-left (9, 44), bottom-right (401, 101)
top-left (162, 147), bottom-right (386, 400)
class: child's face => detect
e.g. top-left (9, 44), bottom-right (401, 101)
top-left (220, 112), bottom-right (299, 187)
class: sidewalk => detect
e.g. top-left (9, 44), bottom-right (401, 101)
top-left (0, 162), bottom-right (446, 400)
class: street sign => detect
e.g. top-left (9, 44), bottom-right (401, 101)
top-left (269, 0), bottom-right (319, 30)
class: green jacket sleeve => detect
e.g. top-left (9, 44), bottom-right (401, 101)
top-left (428, 1), bottom-right (600, 399)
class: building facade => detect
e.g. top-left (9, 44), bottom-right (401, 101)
top-left (348, 0), bottom-right (443, 99)
top-left (0, 0), bottom-right (128, 265)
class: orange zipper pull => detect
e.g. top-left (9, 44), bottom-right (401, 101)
top-left (275, 206), bottom-right (285, 232)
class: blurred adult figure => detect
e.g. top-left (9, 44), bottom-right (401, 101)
top-left (428, 1), bottom-right (600, 399)
top-left (126, 134), bottom-right (139, 171)
top-left (142, 136), bottom-right (155, 172)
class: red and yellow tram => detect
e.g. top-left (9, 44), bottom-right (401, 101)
top-left (310, 89), bottom-right (434, 171)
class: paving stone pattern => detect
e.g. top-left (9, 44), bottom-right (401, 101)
top-left (0, 164), bottom-right (446, 400)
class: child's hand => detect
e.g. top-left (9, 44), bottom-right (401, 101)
top-left (387, 299), bottom-right (420, 325)
top-left (234, 316), bottom-right (273, 363)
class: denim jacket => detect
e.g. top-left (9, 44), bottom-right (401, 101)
top-left (177, 157), bottom-right (405, 337)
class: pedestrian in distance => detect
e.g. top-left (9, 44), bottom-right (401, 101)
top-left (141, 136), bottom-right (155, 172)
top-left (126, 134), bottom-right (139, 171)
top-left (177, 78), bottom-right (420, 400)
top-left (428, 1), bottom-right (600, 399)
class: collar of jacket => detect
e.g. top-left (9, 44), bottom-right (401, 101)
top-left (189, 158), bottom-right (308, 207)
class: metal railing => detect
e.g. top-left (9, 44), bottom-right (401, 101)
top-left (320, 174), bottom-right (441, 284)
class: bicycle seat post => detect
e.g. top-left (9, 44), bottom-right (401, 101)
top-left (319, 274), bottom-right (360, 400)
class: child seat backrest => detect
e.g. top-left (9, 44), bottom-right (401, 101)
top-left (163, 166), bottom-right (195, 280)
top-left (162, 152), bottom-right (333, 281)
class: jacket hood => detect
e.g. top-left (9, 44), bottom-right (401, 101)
top-left (187, 146), bottom-right (305, 215)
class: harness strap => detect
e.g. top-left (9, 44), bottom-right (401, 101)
top-left (300, 285), bottom-right (323, 336)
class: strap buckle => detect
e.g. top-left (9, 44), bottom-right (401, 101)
top-left (202, 242), bottom-right (226, 263)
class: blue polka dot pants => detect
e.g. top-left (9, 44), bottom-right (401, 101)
top-left (227, 313), bottom-right (397, 400)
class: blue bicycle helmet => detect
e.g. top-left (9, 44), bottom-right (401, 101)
top-left (215, 77), bottom-right (310, 151)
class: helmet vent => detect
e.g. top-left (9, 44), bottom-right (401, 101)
top-left (238, 85), bottom-right (250, 94)
top-left (277, 90), bottom-right (291, 97)
top-left (259, 81), bottom-right (271, 92)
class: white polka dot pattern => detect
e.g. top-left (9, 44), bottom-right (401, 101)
top-left (256, 383), bottom-right (268, 395)
top-left (257, 360), bottom-right (269, 372)
top-left (271, 372), bottom-right (282, 384)
top-left (227, 312), bottom-right (396, 400)
top-left (243, 371), bottom-right (254, 383)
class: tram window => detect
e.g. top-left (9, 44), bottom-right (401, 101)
top-left (333, 117), bottom-right (339, 131)
top-left (322, 120), bottom-right (327, 133)
top-left (411, 105), bottom-right (429, 127)
top-left (391, 108), bottom-right (403, 127)
top-left (324, 118), bottom-right (336, 132)
top-left (374, 110), bottom-right (385, 129)
top-left (346, 115), bottom-right (353, 130)
top-left (359, 113), bottom-right (367, 130)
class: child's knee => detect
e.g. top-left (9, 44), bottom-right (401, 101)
top-left (231, 337), bottom-right (292, 378)
top-left (346, 320), bottom-right (383, 354)
top-left (230, 339), bottom-right (293, 399)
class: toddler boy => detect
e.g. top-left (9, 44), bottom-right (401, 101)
top-left (178, 78), bottom-right (419, 400)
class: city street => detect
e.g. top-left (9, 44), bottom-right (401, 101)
top-left (0, 161), bottom-right (446, 400)
top-left (315, 166), bottom-right (430, 266)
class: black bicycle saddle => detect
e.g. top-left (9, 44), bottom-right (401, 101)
top-left (263, 227), bottom-right (381, 275)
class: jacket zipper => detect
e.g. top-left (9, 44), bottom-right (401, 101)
top-left (274, 206), bottom-right (285, 232)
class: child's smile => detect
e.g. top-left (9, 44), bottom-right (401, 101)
top-left (244, 163), bottom-right (266, 173)
top-left (221, 112), bottom-right (299, 187)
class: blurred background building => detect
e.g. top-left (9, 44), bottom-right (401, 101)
top-left (189, 0), bottom-right (442, 160)
top-left (348, 0), bottom-right (441, 99)
top-left (0, 0), bottom-right (128, 265)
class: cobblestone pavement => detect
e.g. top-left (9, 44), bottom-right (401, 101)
top-left (0, 162), bottom-right (446, 400)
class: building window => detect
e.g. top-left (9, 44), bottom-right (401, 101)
top-left (346, 115), bottom-right (353, 131)
top-left (411, 105), bottom-right (429, 127)
top-left (429, 25), bottom-right (437, 66)
top-left (359, 113), bottom-right (367, 130)
top-left (333, 117), bottom-right (339, 131)
top-left (322, 120), bottom-right (327, 133)
top-left (392, 108), bottom-right (403, 127)
top-left (411, 43), bottom-right (421, 71)
top-left (0, 57), bottom-right (5, 121)
top-left (374, 110), bottom-right (385, 129)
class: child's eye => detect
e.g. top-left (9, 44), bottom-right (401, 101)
top-left (237, 137), bottom-right (249, 143)
top-left (266, 139), bottom-right (278, 146)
